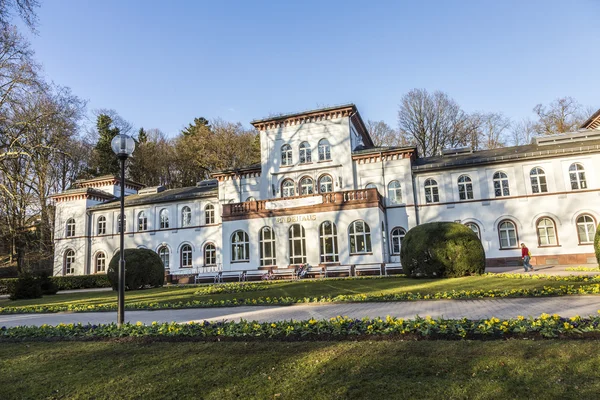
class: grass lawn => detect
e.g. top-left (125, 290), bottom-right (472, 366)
top-left (0, 275), bottom-right (596, 311)
top-left (1, 340), bottom-right (599, 399)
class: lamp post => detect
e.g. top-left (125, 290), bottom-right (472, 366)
top-left (111, 134), bottom-right (135, 327)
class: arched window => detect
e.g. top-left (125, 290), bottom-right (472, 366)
top-left (281, 179), bottom-right (295, 197)
top-left (569, 163), bottom-right (587, 190)
top-left (66, 218), bottom-right (76, 237)
top-left (458, 175), bottom-right (473, 200)
top-left (530, 167), bottom-right (548, 193)
top-left (365, 183), bottom-right (377, 189)
top-left (498, 220), bottom-right (518, 249)
top-left (299, 177), bottom-right (314, 195)
top-left (181, 206), bottom-right (192, 227)
top-left (319, 221), bottom-right (339, 263)
top-left (318, 175), bottom-right (333, 193)
top-left (424, 178), bottom-right (439, 203)
top-left (390, 227), bottom-right (406, 255)
top-left (180, 244), bottom-right (192, 267)
top-left (64, 249), bottom-right (75, 275)
top-left (288, 224), bottom-right (306, 264)
top-left (259, 227), bottom-right (276, 266)
top-left (318, 139), bottom-right (331, 161)
top-left (158, 246), bottom-right (170, 269)
top-left (349, 220), bottom-right (372, 254)
top-left (97, 216), bottom-right (106, 235)
top-left (465, 222), bottom-right (481, 240)
top-left (95, 252), bottom-right (106, 273)
top-left (493, 172), bottom-right (510, 197)
top-left (299, 141), bottom-right (312, 164)
top-left (159, 209), bottom-right (169, 229)
top-left (537, 217), bottom-right (557, 246)
top-left (281, 144), bottom-right (292, 166)
top-left (204, 243), bottom-right (216, 266)
top-left (117, 215), bottom-right (126, 233)
top-left (576, 215), bottom-right (597, 244)
top-left (231, 230), bottom-right (250, 262)
top-left (205, 204), bottom-right (215, 225)
top-left (138, 211), bottom-right (147, 231)
top-left (388, 181), bottom-right (402, 204)
top-left (246, 196), bottom-right (256, 202)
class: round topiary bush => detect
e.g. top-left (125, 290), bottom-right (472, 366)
top-left (400, 222), bottom-right (486, 278)
top-left (107, 248), bottom-right (165, 291)
top-left (595, 223), bottom-right (600, 266)
top-left (9, 273), bottom-right (42, 300)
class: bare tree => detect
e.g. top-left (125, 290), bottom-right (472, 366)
top-left (398, 89), bottom-right (473, 157)
top-left (366, 120), bottom-right (407, 147)
top-left (0, 0), bottom-right (40, 31)
top-left (511, 118), bottom-right (537, 146)
top-left (533, 97), bottom-right (588, 135)
top-left (468, 112), bottom-right (511, 150)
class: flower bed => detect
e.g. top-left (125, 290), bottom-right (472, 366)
top-left (2, 283), bottom-right (600, 314)
top-left (483, 273), bottom-right (600, 282)
top-left (564, 266), bottom-right (600, 272)
top-left (2, 313), bottom-right (600, 341)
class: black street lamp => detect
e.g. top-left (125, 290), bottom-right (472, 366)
top-left (111, 133), bottom-right (135, 327)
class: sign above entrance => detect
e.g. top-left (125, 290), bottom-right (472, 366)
top-left (276, 215), bottom-right (317, 223)
top-left (265, 196), bottom-right (323, 210)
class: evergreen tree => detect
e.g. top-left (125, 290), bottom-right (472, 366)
top-left (181, 117), bottom-right (210, 136)
top-left (91, 114), bottom-right (121, 176)
top-left (137, 127), bottom-right (148, 143)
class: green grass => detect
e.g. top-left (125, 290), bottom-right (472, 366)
top-left (0, 275), bottom-right (596, 311)
top-left (1, 340), bottom-right (599, 399)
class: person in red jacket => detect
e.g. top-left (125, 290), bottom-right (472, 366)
top-left (521, 243), bottom-right (534, 272)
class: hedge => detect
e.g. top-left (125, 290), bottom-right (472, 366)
top-left (0, 274), bottom-right (111, 295)
top-left (2, 314), bottom-right (600, 340)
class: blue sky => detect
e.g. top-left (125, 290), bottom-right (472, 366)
top-left (20, 0), bottom-right (600, 136)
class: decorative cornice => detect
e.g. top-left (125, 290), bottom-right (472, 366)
top-left (352, 149), bottom-right (415, 163)
top-left (212, 168), bottom-right (262, 182)
top-left (251, 105), bottom-right (356, 131)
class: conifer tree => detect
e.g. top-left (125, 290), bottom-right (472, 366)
top-left (91, 114), bottom-right (121, 176)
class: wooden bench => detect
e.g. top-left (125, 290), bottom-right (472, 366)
top-left (215, 270), bottom-right (244, 283)
top-left (304, 266), bottom-right (324, 279)
top-left (384, 263), bottom-right (403, 275)
top-left (354, 263), bottom-right (382, 276)
top-left (242, 270), bottom-right (267, 281)
top-left (325, 265), bottom-right (352, 278)
top-left (271, 268), bottom-right (297, 280)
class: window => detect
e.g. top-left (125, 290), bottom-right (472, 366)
top-left (530, 167), bottom-right (548, 193)
top-left (569, 163), bottom-right (587, 190)
top-left (299, 141), bottom-right (312, 164)
top-left (231, 230), bottom-right (250, 262)
top-left (493, 172), bottom-right (510, 197)
top-left (205, 204), bottom-right (215, 225)
top-left (319, 221), bottom-right (339, 263)
top-left (66, 218), bottom-right (75, 237)
top-left (458, 175), bottom-right (473, 200)
top-left (388, 181), bottom-right (402, 204)
top-left (117, 215), bottom-right (126, 233)
top-left (180, 244), bottom-right (192, 267)
top-left (95, 252), bottom-right (106, 273)
top-left (281, 179), bottom-right (295, 197)
top-left (299, 177), bottom-right (314, 195)
top-left (288, 224), bottom-right (306, 264)
top-left (259, 227), bottom-right (276, 266)
top-left (365, 183), bottom-right (377, 190)
top-left (498, 220), bottom-right (518, 249)
top-left (349, 220), bottom-right (372, 254)
top-left (424, 178), bottom-right (439, 203)
top-left (576, 215), bottom-right (596, 244)
top-left (181, 206), bottom-right (192, 227)
top-left (138, 211), bottom-right (147, 231)
top-left (281, 144), bottom-right (292, 166)
top-left (465, 222), bottom-right (481, 240)
top-left (318, 175), bottom-right (333, 193)
top-left (158, 246), bottom-right (169, 269)
top-left (204, 243), bottom-right (216, 266)
top-left (159, 209), bottom-right (169, 229)
top-left (246, 196), bottom-right (256, 202)
top-left (64, 249), bottom-right (75, 275)
top-left (390, 227), bottom-right (406, 255)
top-left (318, 139), bottom-right (331, 161)
top-left (97, 216), bottom-right (106, 235)
top-left (537, 218), bottom-right (557, 246)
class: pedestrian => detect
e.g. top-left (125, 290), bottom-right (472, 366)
top-left (521, 243), bottom-right (534, 272)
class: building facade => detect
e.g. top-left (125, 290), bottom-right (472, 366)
top-left (51, 104), bottom-right (600, 276)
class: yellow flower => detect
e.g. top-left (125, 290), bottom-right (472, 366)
top-left (308, 319), bottom-right (317, 325)
top-left (271, 323), bottom-right (277, 328)
top-left (517, 315), bottom-right (525, 321)
top-left (136, 321), bottom-right (143, 326)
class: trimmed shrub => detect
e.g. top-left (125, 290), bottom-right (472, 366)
top-left (0, 274), bottom-right (111, 295)
top-left (107, 249), bottom-right (165, 291)
top-left (595, 223), bottom-right (600, 266)
top-left (9, 273), bottom-right (43, 300)
top-left (400, 222), bottom-right (486, 278)
top-left (36, 271), bottom-right (58, 295)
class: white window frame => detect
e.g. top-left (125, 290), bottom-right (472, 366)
top-left (97, 216), bottom-right (106, 235)
top-left (204, 243), bottom-right (216, 266)
top-left (530, 167), bottom-right (548, 194)
top-left (318, 138), bottom-right (331, 161)
top-left (319, 221), bottom-right (339, 263)
top-left (181, 206), bottom-right (192, 227)
top-left (499, 220), bottom-right (518, 249)
top-left (569, 163), bottom-right (587, 190)
top-left (66, 218), bottom-right (75, 237)
top-left (281, 179), bottom-right (295, 197)
top-left (493, 171), bottom-right (510, 197)
top-left (259, 227), bottom-right (277, 266)
top-left (537, 217), bottom-right (557, 246)
top-left (465, 222), bottom-right (481, 240)
top-left (388, 180), bottom-right (402, 204)
top-left (231, 230), bottom-right (250, 262)
top-left (158, 246), bottom-right (170, 269)
top-left (64, 250), bottom-right (75, 275)
top-left (180, 244), bottom-right (193, 267)
top-left (318, 175), bottom-right (333, 193)
top-left (138, 211), bottom-right (147, 231)
top-left (159, 209), bottom-right (169, 229)
top-left (95, 252), bottom-right (106, 273)
top-left (299, 177), bottom-right (314, 195)
top-left (458, 175), bottom-right (473, 200)
top-left (390, 227), bottom-right (406, 255)
top-left (117, 214), bottom-right (126, 233)
top-left (299, 141), bottom-right (312, 164)
top-left (281, 144), bottom-right (292, 166)
top-left (349, 220), bottom-right (372, 254)
top-left (424, 178), bottom-right (439, 203)
top-left (576, 215), bottom-right (596, 244)
top-left (205, 204), bottom-right (215, 225)
top-left (288, 224), bottom-right (307, 264)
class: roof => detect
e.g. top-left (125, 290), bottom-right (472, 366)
top-left (89, 185), bottom-right (218, 210)
top-left (413, 133), bottom-right (600, 172)
top-left (352, 145), bottom-right (417, 156)
top-left (75, 175), bottom-right (145, 190)
top-left (49, 187), bottom-right (115, 200)
top-left (251, 103), bottom-right (357, 124)
top-left (580, 108), bottom-right (600, 130)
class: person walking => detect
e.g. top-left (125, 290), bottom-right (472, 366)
top-left (521, 243), bottom-right (534, 272)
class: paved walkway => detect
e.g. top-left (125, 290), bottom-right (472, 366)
top-left (2, 296), bottom-right (600, 328)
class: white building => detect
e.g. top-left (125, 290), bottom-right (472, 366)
top-left (51, 104), bottom-right (600, 277)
